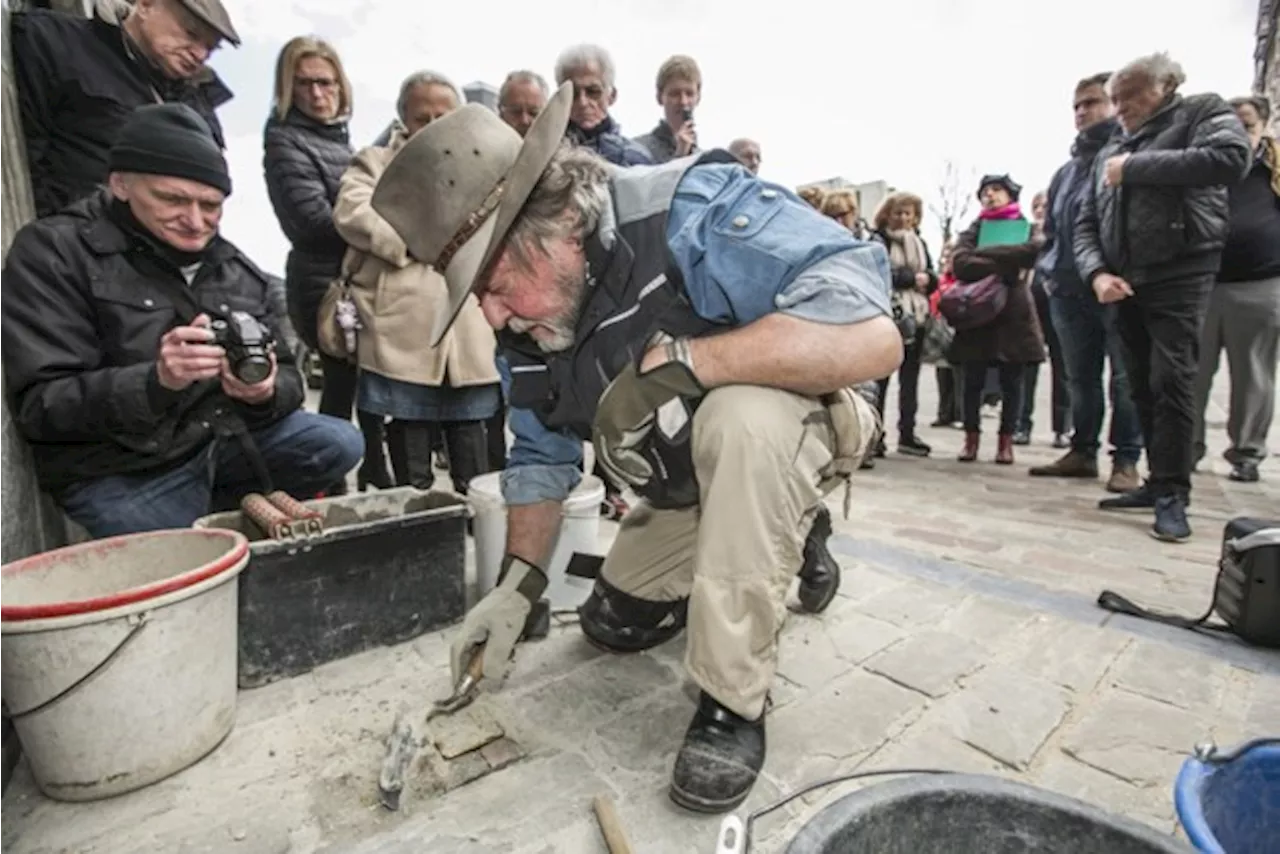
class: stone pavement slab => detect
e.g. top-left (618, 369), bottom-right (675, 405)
top-left (3, 364), bottom-right (1277, 853)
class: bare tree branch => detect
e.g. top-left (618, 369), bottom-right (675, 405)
top-left (928, 159), bottom-right (976, 247)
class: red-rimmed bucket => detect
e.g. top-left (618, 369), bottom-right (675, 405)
top-left (2, 529), bottom-right (250, 801)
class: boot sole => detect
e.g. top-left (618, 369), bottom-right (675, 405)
top-left (1029, 470), bottom-right (1098, 478)
top-left (897, 447), bottom-right (931, 458)
top-left (1149, 528), bottom-right (1191, 544)
top-left (669, 779), bottom-right (754, 814)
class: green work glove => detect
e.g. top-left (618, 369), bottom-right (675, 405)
top-left (592, 336), bottom-right (704, 491)
top-left (450, 555), bottom-right (548, 687)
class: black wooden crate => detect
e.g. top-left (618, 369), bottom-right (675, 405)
top-left (195, 488), bottom-right (468, 688)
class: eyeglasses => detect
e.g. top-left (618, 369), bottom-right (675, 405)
top-left (296, 77), bottom-right (338, 91)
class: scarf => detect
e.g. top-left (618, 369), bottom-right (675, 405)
top-left (978, 202), bottom-right (1024, 221)
top-left (884, 228), bottom-right (928, 274)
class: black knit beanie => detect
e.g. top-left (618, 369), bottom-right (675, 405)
top-left (108, 104), bottom-right (232, 195)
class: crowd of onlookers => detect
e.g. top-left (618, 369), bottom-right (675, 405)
top-left (1, 0), bottom-right (1276, 545)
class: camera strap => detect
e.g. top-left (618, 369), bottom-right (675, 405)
top-left (218, 412), bottom-right (275, 495)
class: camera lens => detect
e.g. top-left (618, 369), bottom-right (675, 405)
top-left (236, 356), bottom-right (272, 385)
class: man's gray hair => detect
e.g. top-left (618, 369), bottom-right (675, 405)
top-left (1111, 52), bottom-right (1187, 94)
top-left (506, 143), bottom-right (611, 271)
top-left (554, 44), bottom-right (616, 92)
top-left (500, 70), bottom-right (550, 104)
top-left (396, 71), bottom-right (461, 121)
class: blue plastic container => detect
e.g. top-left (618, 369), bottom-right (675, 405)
top-left (1174, 739), bottom-right (1280, 853)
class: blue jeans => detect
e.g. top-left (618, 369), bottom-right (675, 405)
top-left (1049, 292), bottom-right (1143, 465)
top-left (60, 411), bottom-right (365, 538)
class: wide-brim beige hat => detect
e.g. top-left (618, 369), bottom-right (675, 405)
top-left (371, 82), bottom-right (574, 347)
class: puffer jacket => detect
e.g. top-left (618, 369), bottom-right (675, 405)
top-left (263, 108), bottom-right (353, 349)
top-left (1038, 118), bottom-right (1118, 297)
top-left (0, 190), bottom-right (305, 492)
top-left (566, 115), bottom-right (653, 167)
top-left (1073, 93), bottom-right (1252, 287)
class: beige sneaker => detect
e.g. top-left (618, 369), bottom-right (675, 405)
top-left (1106, 461), bottom-right (1141, 493)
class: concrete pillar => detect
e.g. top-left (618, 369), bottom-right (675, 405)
top-left (0, 0), bottom-right (64, 804)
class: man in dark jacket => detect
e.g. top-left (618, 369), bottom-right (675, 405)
top-left (1, 104), bottom-right (364, 538)
top-left (1192, 96), bottom-right (1280, 484)
top-left (1074, 53), bottom-right (1252, 542)
top-left (11, 0), bottom-right (238, 219)
top-left (554, 43), bottom-right (654, 167)
top-left (1031, 72), bottom-right (1143, 493)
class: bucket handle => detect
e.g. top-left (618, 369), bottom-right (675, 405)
top-left (8, 612), bottom-right (150, 722)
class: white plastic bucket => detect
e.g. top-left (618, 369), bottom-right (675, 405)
top-left (469, 472), bottom-right (605, 610)
top-left (1, 529), bottom-right (250, 801)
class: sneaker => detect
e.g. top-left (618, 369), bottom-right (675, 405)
top-left (1052, 433), bottom-right (1071, 449)
top-left (1029, 451), bottom-right (1098, 479)
top-left (1151, 494), bottom-right (1191, 543)
top-left (898, 435), bottom-right (932, 457)
top-left (1012, 429), bottom-right (1031, 446)
top-left (1229, 460), bottom-right (1260, 483)
top-left (1106, 461), bottom-right (1141, 493)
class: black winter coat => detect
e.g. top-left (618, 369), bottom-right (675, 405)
top-left (0, 191), bottom-right (305, 493)
top-left (948, 218), bottom-right (1046, 365)
top-left (262, 108), bottom-right (353, 349)
top-left (1073, 93), bottom-right (1252, 287)
top-left (10, 8), bottom-right (232, 218)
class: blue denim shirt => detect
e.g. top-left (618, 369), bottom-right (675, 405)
top-left (500, 164), bottom-right (892, 505)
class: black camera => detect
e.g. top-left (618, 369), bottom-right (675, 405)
top-left (209, 311), bottom-right (275, 385)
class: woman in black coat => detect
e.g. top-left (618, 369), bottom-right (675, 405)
top-left (263, 36), bottom-right (389, 490)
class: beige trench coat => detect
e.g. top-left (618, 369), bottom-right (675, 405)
top-left (333, 129), bottom-right (499, 388)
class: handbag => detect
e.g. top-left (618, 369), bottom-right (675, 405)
top-left (919, 314), bottom-right (955, 365)
top-left (317, 276), bottom-right (361, 362)
top-left (937, 274), bottom-right (1008, 331)
top-left (1097, 517), bottom-right (1280, 649)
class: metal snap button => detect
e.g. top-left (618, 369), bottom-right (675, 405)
top-left (761, 189), bottom-right (778, 199)
top-left (143, 298), bottom-right (154, 308)
top-left (732, 215), bottom-right (750, 228)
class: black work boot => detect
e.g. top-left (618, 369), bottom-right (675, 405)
top-left (897, 434), bottom-right (932, 457)
top-left (579, 577), bottom-right (687, 652)
top-left (670, 692), bottom-right (765, 814)
top-left (797, 505), bottom-right (840, 614)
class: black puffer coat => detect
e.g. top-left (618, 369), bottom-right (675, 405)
top-left (1073, 93), bottom-right (1252, 287)
top-left (263, 108), bottom-right (353, 349)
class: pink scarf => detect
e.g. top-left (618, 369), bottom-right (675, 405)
top-left (978, 202), bottom-right (1023, 221)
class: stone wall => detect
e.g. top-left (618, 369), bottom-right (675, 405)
top-left (1259, 0), bottom-right (1279, 134)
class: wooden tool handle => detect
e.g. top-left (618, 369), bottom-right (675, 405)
top-left (592, 795), bottom-right (633, 854)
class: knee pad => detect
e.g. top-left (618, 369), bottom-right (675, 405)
top-left (578, 576), bottom-right (688, 653)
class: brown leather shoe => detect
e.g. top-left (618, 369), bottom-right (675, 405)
top-left (996, 433), bottom-right (1015, 465)
top-left (958, 432), bottom-right (980, 462)
top-left (1029, 451), bottom-right (1099, 478)
top-left (1106, 461), bottom-right (1141, 493)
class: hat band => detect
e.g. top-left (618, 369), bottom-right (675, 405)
top-left (436, 179), bottom-right (507, 272)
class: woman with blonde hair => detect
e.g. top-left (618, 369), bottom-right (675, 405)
top-left (820, 189), bottom-right (865, 239)
top-left (870, 191), bottom-right (937, 456)
top-left (332, 71), bottom-right (501, 495)
top-left (797, 185), bottom-right (826, 210)
top-left (263, 36), bottom-right (389, 491)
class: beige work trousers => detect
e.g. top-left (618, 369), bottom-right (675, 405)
top-left (598, 384), bottom-right (837, 721)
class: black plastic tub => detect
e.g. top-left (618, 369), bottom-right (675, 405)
top-left (195, 488), bottom-right (467, 688)
top-left (785, 774), bottom-right (1195, 854)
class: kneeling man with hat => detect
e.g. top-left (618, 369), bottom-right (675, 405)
top-left (372, 83), bottom-right (900, 812)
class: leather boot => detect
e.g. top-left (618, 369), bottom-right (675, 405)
top-left (669, 692), bottom-right (765, 813)
top-left (385, 420), bottom-right (436, 491)
top-left (356, 410), bottom-right (393, 491)
top-left (958, 432), bottom-right (980, 462)
top-left (996, 433), bottom-right (1015, 465)
top-left (797, 505), bottom-right (840, 614)
top-left (1029, 450), bottom-right (1098, 479)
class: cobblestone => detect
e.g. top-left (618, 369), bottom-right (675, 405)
top-left (1061, 689), bottom-right (1213, 787)
top-left (937, 665), bottom-right (1073, 769)
top-left (863, 630), bottom-right (988, 698)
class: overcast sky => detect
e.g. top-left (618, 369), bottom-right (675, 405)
top-left (213, 0), bottom-right (1262, 274)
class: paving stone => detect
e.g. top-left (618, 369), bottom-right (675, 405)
top-left (499, 623), bottom-right (608, 694)
top-left (235, 672), bottom-right (322, 727)
top-left (824, 609), bottom-right (906, 663)
top-left (776, 615), bottom-right (857, 689)
top-left (937, 595), bottom-right (1038, 644)
top-left (938, 665), bottom-right (1073, 769)
top-left (1109, 640), bottom-right (1232, 712)
top-left (1245, 673), bottom-right (1280, 733)
top-left (1061, 689), bottom-right (1212, 787)
top-left (510, 653), bottom-right (676, 738)
top-left (847, 578), bottom-right (968, 628)
top-left (588, 688), bottom-right (693, 779)
top-left (833, 560), bottom-right (907, 604)
top-left (863, 630), bottom-right (988, 698)
top-left (1036, 753), bottom-right (1176, 832)
top-left (861, 724), bottom-right (1011, 776)
top-left (311, 641), bottom-right (428, 696)
top-left (1004, 615), bottom-right (1130, 693)
top-left (610, 773), bottom-right (790, 854)
top-left (769, 670), bottom-right (926, 787)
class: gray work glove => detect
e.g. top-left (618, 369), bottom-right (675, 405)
top-left (593, 335), bottom-right (704, 491)
top-left (450, 555), bottom-right (548, 687)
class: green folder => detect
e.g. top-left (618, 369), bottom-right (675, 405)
top-left (977, 218), bottom-right (1032, 247)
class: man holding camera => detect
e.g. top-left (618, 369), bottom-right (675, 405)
top-left (2, 104), bottom-right (364, 538)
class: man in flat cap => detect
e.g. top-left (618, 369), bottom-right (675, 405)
top-left (2, 104), bottom-right (364, 538)
top-left (11, 0), bottom-right (239, 218)
top-left (371, 84), bottom-right (897, 813)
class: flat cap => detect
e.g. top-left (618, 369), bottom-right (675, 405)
top-left (180, 0), bottom-right (240, 47)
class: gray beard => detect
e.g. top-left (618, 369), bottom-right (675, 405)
top-left (507, 268), bottom-right (588, 353)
